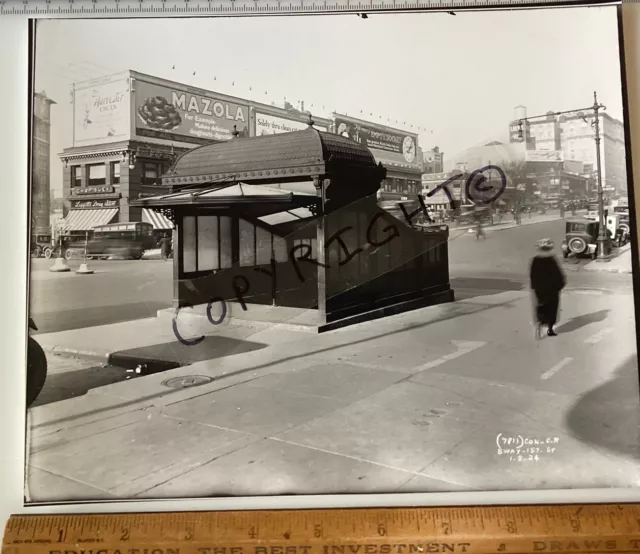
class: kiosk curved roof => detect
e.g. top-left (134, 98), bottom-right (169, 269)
top-left (162, 126), bottom-right (378, 185)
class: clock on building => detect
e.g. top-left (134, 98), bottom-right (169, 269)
top-left (402, 136), bottom-right (416, 163)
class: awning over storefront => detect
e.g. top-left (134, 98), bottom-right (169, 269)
top-left (142, 208), bottom-right (174, 230)
top-left (63, 208), bottom-right (118, 231)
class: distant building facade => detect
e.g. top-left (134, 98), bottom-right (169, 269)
top-left (423, 146), bottom-right (444, 174)
top-left (508, 105), bottom-right (626, 197)
top-left (32, 91), bottom-right (56, 235)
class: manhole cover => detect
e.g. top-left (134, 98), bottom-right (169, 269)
top-left (162, 375), bottom-right (214, 389)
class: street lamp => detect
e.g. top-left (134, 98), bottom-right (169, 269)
top-left (516, 91), bottom-right (607, 258)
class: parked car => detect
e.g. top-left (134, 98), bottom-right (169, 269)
top-left (30, 234), bottom-right (53, 258)
top-left (561, 218), bottom-right (600, 260)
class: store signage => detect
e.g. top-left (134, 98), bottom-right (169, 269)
top-left (73, 76), bottom-right (131, 147)
top-left (255, 112), bottom-right (327, 136)
top-left (73, 186), bottom-right (115, 195)
top-left (334, 116), bottom-right (417, 163)
top-left (509, 119), bottom-right (530, 143)
top-left (526, 150), bottom-right (564, 162)
top-left (134, 80), bottom-right (250, 145)
top-left (71, 199), bottom-right (118, 209)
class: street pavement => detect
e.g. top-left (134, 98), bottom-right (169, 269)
top-left (25, 213), bottom-right (640, 501)
top-left (29, 210), bottom-right (608, 335)
top-left (29, 257), bottom-right (173, 334)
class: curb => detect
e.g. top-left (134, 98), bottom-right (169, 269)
top-left (582, 266), bottom-right (632, 274)
top-left (42, 344), bottom-right (111, 364)
top-left (453, 216), bottom-right (563, 233)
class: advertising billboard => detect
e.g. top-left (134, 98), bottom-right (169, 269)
top-left (134, 79), bottom-right (250, 145)
top-left (73, 76), bottom-right (131, 146)
top-left (255, 112), bottom-right (327, 136)
top-left (525, 150), bottom-right (564, 162)
top-left (334, 116), bottom-right (418, 164)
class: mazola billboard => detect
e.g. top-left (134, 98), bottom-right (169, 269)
top-left (134, 77), bottom-right (250, 145)
top-left (73, 73), bottom-right (131, 147)
top-left (333, 115), bottom-right (419, 165)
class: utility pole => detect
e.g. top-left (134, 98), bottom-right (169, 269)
top-left (593, 91), bottom-right (608, 260)
top-left (517, 91), bottom-right (607, 256)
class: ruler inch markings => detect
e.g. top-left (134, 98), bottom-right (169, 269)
top-left (0, 0), bottom-right (614, 15)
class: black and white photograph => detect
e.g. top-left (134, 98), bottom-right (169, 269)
top-left (24, 5), bottom-right (640, 503)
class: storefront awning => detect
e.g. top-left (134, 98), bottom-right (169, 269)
top-left (142, 208), bottom-right (174, 230)
top-left (63, 208), bottom-right (118, 231)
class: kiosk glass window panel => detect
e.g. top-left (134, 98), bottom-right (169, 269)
top-left (273, 235), bottom-right (288, 262)
top-left (197, 215), bottom-right (218, 271)
top-left (219, 216), bottom-right (232, 268)
top-left (183, 216), bottom-right (197, 273)
top-left (239, 219), bottom-right (256, 267)
top-left (256, 226), bottom-right (272, 266)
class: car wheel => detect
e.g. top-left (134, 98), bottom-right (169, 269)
top-left (568, 237), bottom-right (587, 255)
top-left (26, 336), bottom-right (47, 407)
top-left (64, 249), bottom-right (74, 260)
top-left (43, 247), bottom-right (53, 259)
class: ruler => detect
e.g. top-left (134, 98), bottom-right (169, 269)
top-left (0, 0), bottom-right (620, 17)
top-left (3, 505), bottom-right (640, 554)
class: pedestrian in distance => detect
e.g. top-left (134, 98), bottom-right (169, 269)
top-left (160, 234), bottom-right (171, 261)
top-left (475, 219), bottom-right (486, 240)
top-left (530, 238), bottom-right (566, 339)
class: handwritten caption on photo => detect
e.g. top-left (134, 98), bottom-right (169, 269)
top-left (172, 165), bottom-right (508, 345)
top-left (496, 433), bottom-right (560, 463)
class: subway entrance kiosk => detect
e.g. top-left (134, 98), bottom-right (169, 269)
top-left (132, 120), bottom-right (454, 333)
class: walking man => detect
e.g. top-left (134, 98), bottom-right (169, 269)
top-left (530, 238), bottom-right (566, 339)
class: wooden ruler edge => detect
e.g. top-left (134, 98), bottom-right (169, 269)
top-left (3, 503), bottom-right (640, 547)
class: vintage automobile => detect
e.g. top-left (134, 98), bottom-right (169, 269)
top-left (64, 222), bottom-right (155, 260)
top-left (606, 213), bottom-right (629, 247)
top-left (561, 218), bottom-right (600, 259)
top-left (30, 233), bottom-right (53, 258)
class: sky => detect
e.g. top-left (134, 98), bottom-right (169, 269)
top-left (34, 6), bottom-right (625, 196)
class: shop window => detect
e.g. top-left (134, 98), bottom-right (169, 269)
top-left (88, 163), bottom-right (106, 187)
top-left (111, 161), bottom-right (121, 186)
top-left (71, 166), bottom-right (82, 188)
top-left (143, 163), bottom-right (159, 186)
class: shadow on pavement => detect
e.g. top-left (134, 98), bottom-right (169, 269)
top-left (556, 309), bottom-right (610, 334)
top-left (37, 296), bottom-right (522, 430)
top-left (31, 364), bottom-right (139, 407)
top-left (565, 355), bottom-right (640, 460)
top-left (450, 277), bottom-right (525, 300)
top-left (108, 335), bottom-right (269, 371)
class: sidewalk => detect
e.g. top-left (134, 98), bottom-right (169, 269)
top-left (584, 244), bottom-right (633, 274)
top-left (26, 286), bottom-right (640, 502)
